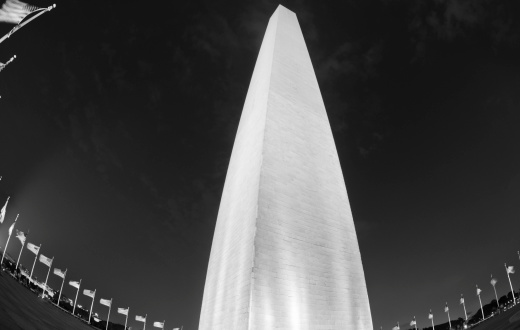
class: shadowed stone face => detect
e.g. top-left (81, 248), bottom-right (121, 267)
top-left (199, 5), bottom-right (373, 330)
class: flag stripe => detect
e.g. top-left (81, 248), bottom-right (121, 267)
top-left (39, 254), bottom-right (52, 267)
top-left (53, 268), bottom-right (66, 278)
top-left (0, 0), bottom-right (39, 24)
top-left (0, 197), bottom-right (9, 223)
top-left (27, 242), bottom-right (40, 255)
top-left (83, 289), bottom-right (95, 298)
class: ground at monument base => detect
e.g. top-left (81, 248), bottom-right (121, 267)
top-left (0, 272), bottom-right (101, 330)
top-left (470, 305), bottom-right (520, 330)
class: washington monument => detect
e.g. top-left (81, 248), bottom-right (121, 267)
top-left (199, 5), bottom-right (373, 329)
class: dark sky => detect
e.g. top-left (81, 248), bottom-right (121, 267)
top-left (0, 0), bottom-right (519, 329)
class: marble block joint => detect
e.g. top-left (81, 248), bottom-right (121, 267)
top-left (199, 5), bottom-right (373, 330)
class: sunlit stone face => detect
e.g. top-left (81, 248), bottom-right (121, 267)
top-left (199, 5), bottom-right (373, 330)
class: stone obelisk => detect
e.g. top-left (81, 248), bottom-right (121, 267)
top-left (199, 5), bottom-right (373, 329)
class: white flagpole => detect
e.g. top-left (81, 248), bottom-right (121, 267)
top-left (445, 302), bottom-right (451, 329)
top-left (477, 285), bottom-right (484, 321)
top-left (0, 227), bottom-right (12, 266)
top-left (492, 285), bottom-right (499, 310)
top-left (0, 55), bottom-right (16, 72)
top-left (105, 298), bottom-right (112, 330)
top-left (57, 269), bottom-right (66, 307)
top-left (461, 294), bottom-right (468, 320)
top-left (0, 4), bottom-right (56, 45)
top-left (414, 317), bottom-right (417, 330)
top-left (15, 229), bottom-right (26, 269)
top-left (506, 263), bottom-right (516, 305)
top-left (431, 312), bottom-right (435, 330)
top-left (491, 274), bottom-right (499, 310)
top-left (29, 243), bottom-right (40, 285)
top-left (1, 214), bottom-right (18, 267)
top-left (88, 289), bottom-right (96, 324)
top-left (163, 320), bottom-right (165, 329)
top-left (73, 279), bottom-right (81, 316)
top-left (41, 257), bottom-right (53, 297)
top-left (124, 307), bottom-right (129, 330)
top-left (144, 314), bottom-right (147, 330)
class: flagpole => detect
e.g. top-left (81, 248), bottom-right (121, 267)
top-left (0, 4), bottom-right (56, 45)
top-left (1, 214), bottom-right (18, 267)
top-left (41, 257), bottom-right (53, 297)
top-left (414, 317), bottom-right (417, 330)
top-left (15, 229), bottom-right (26, 269)
top-left (491, 275), bottom-right (499, 310)
top-left (124, 307), bottom-right (129, 330)
top-left (445, 302), bottom-right (451, 329)
top-left (144, 314), bottom-right (147, 330)
top-left (73, 279), bottom-right (81, 316)
top-left (0, 226), bottom-right (12, 266)
top-left (477, 285), bottom-right (484, 321)
top-left (506, 263), bottom-right (516, 305)
top-left (88, 289), bottom-right (96, 324)
top-left (29, 243), bottom-right (40, 285)
top-left (0, 55), bottom-right (16, 72)
top-left (461, 294), bottom-right (468, 320)
top-left (57, 269), bottom-right (66, 307)
top-left (105, 298), bottom-right (112, 330)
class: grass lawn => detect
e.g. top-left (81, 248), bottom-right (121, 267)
top-left (469, 305), bottom-right (520, 330)
top-left (0, 272), bottom-right (99, 330)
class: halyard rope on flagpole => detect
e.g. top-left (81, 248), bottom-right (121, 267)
top-left (0, 3), bottom-right (56, 45)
